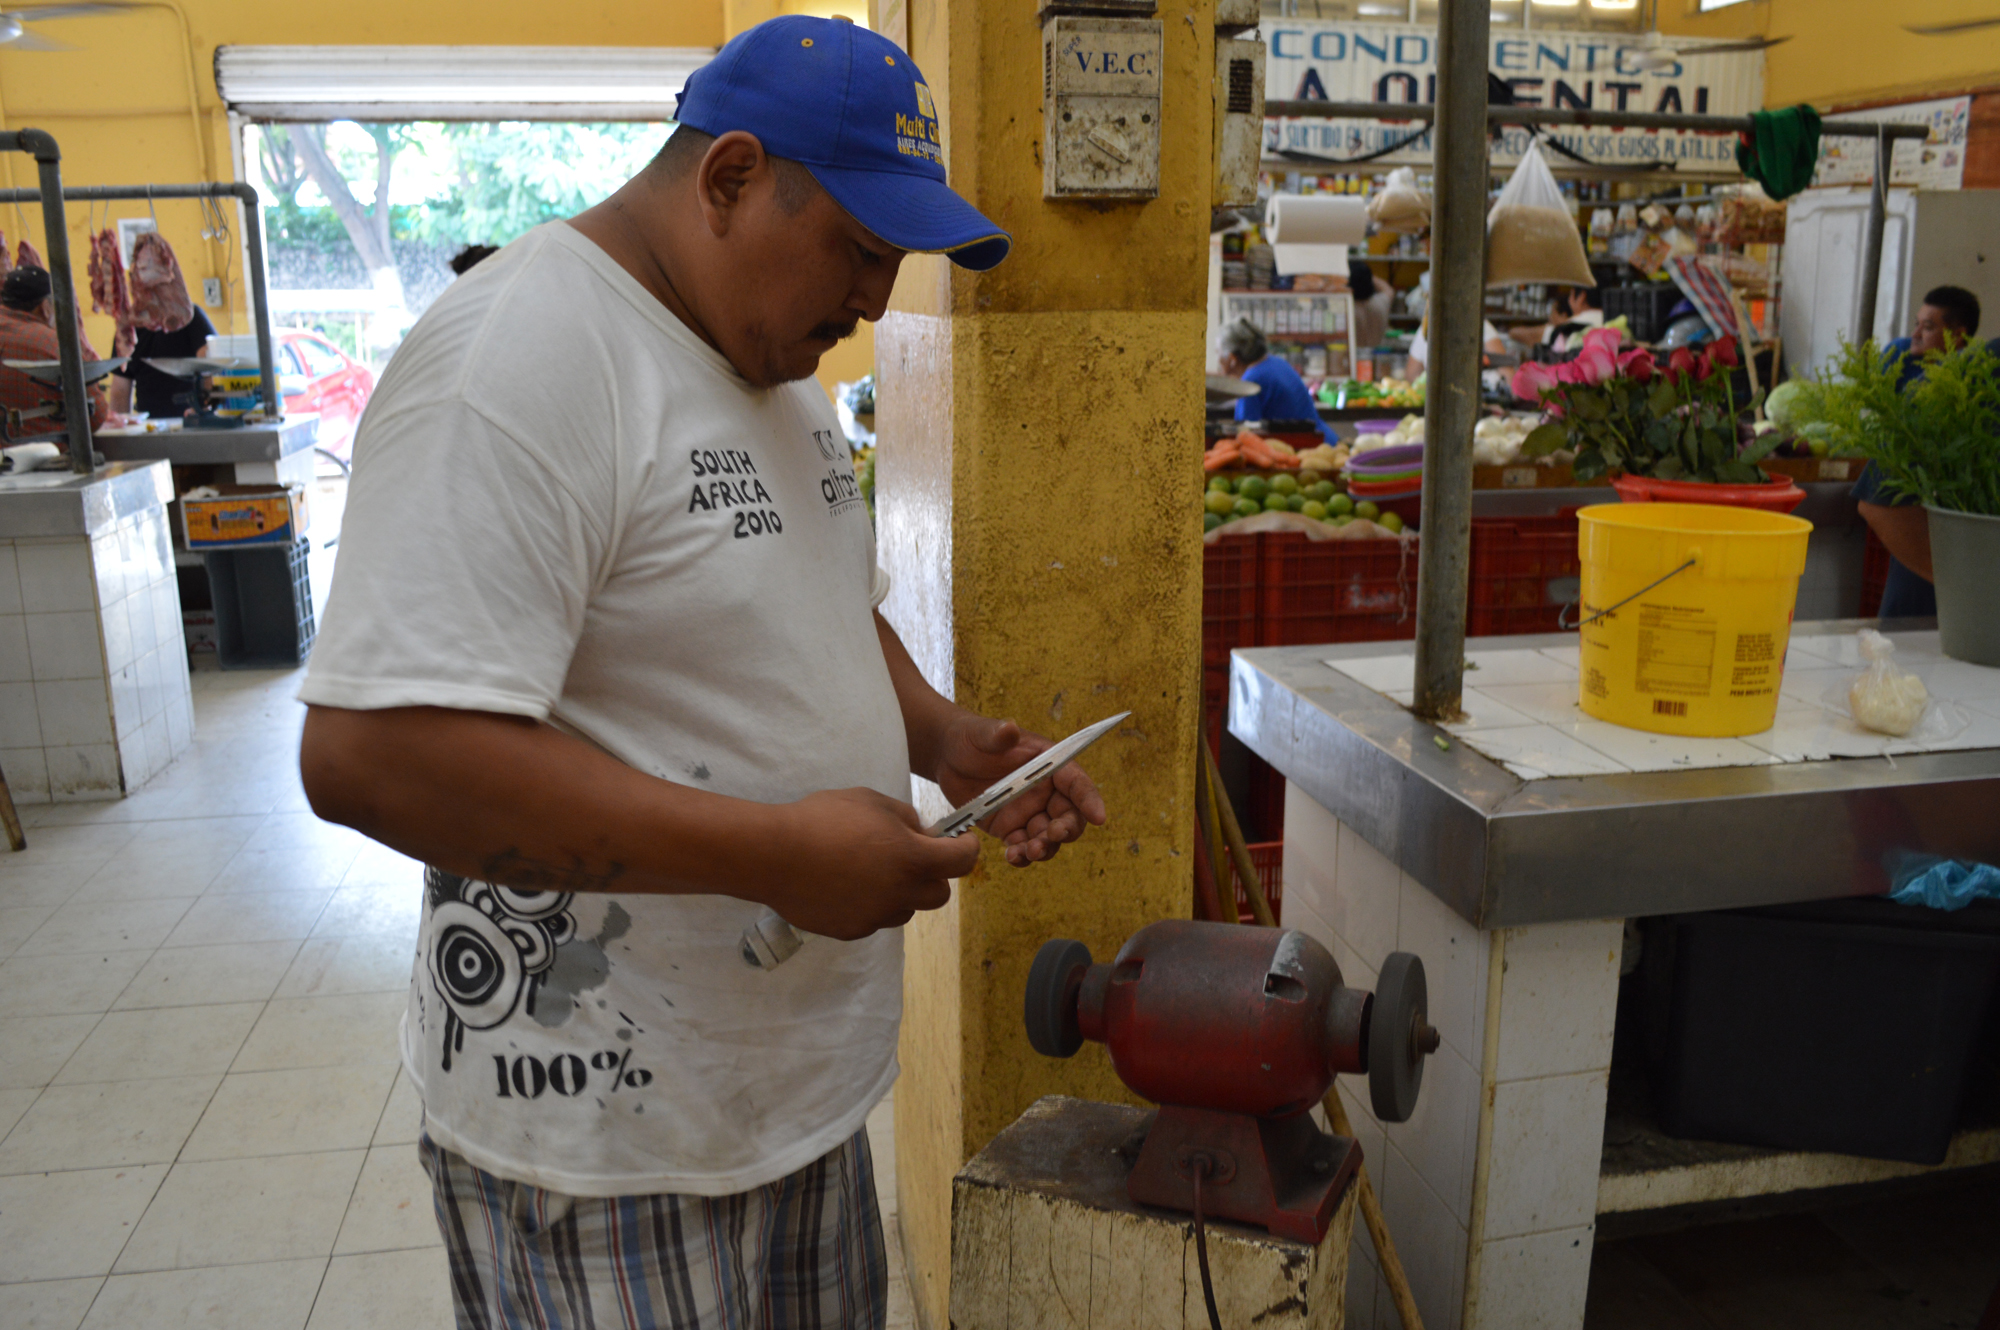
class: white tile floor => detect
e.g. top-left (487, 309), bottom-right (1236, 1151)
top-left (0, 665), bottom-right (915, 1329)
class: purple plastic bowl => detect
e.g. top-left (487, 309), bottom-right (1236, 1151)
top-left (1346, 444), bottom-right (1426, 475)
top-left (1352, 418), bottom-right (1402, 435)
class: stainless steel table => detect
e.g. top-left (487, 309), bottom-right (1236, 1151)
top-left (1228, 622), bottom-right (2000, 929)
top-left (96, 415), bottom-right (321, 488)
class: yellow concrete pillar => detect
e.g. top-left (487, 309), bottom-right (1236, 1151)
top-left (873, 4), bottom-right (1213, 1327)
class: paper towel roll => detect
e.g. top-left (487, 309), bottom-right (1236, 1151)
top-left (1266, 193), bottom-right (1368, 277)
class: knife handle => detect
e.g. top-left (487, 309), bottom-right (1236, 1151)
top-left (740, 907), bottom-right (812, 970)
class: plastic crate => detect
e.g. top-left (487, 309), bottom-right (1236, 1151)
top-left (1640, 899), bottom-right (2000, 1165)
top-left (1203, 535), bottom-right (1263, 752)
top-left (1466, 514), bottom-right (1582, 636)
top-left (1860, 526), bottom-right (1890, 619)
top-left (1199, 839), bottom-right (1284, 925)
top-left (1259, 532), bottom-right (1420, 645)
top-left (1204, 535), bottom-right (1262, 668)
top-left (1601, 282), bottom-right (1682, 344)
top-left (204, 539), bottom-right (315, 670)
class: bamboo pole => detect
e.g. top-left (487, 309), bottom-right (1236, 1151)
top-left (1201, 741), bottom-right (1276, 928)
top-left (1194, 749), bottom-right (1236, 925)
top-left (1204, 748), bottom-right (1421, 1329)
top-left (1323, 1085), bottom-right (1425, 1330)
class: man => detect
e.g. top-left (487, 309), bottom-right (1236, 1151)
top-left (0, 266), bottom-right (107, 439)
top-left (1853, 285), bottom-right (1983, 618)
top-left (1219, 318), bottom-right (1335, 442)
top-left (1508, 284), bottom-right (1602, 352)
top-left (1348, 255), bottom-right (1390, 352)
top-left (109, 303), bottom-right (214, 418)
top-left (297, 17), bottom-right (1106, 1328)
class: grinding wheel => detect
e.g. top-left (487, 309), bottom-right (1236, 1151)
top-left (1368, 951), bottom-right (1430, 1123)
top-left (1024, 938), bottom-right (1093, 1058)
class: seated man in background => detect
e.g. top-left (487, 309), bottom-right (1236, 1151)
top-left (0, 266), bottom-right (107, 440)
top-left (1852, 285), bottom-right (1984, 619)
top-left (1509, 284), bottom-right (1603, 353)
top-left (1218, 318), bottom-right (1335, 443)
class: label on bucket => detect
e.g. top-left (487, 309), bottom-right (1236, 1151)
top-left (1728, 632), bottom-right (1780, 698)
top-left (1634, 605), bottom-right (1717, 697)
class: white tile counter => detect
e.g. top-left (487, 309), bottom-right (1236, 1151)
top-left (1325, 632), bottom-right (2000, 780)
top-left (0, 463), bottom-right (193, 802)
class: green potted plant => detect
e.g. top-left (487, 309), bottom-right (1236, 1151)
top-left (1814, 339), bottom-right (2000, 665)
top-left (1512, 330), bottom-right (1803, 512)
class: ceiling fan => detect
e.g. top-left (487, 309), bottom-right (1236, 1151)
top-left (1903, 16), bottom-right (2000, 34)
top-left (0, 2), bottom-right (134, 52)
top-left (1630, 30), bottom-right (1792, 73)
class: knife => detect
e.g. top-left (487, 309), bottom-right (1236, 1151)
top-left (739, 710), bottom-right (1130, 970)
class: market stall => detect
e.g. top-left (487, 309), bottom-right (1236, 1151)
top-left (1204, 21), bottom-right (1996, 1323)
top-left (0, 164), bottom-right (319, 672)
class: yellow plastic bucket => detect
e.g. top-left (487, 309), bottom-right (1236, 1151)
top-left (1576, 503), bottom-right (1813, 737)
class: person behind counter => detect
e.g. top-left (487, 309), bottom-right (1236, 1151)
top-left (1508, 285), bottom-right (1602, 353)
top-left (1218, 317), bottom-right (1335, 443)
top-left (109, 303), bottom-right (214, 418)
top-left (1852, 285), bottom-right (1987, 619)
top-left (0, 265), bottom-right (108, 439)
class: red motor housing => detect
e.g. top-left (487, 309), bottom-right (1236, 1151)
top-left (1076, 921), bottom-right (1369, 1118)
top-left (1027, 919), bottom-right (1435, 1243)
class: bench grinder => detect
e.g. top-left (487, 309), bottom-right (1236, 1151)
top-left (1025, 920), bottom-right (1437, 1244)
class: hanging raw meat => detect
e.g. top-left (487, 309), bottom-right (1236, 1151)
top-left (16, 238), bottom-right (43, 271)
top-left (87, 229), bottom-right (129, 322)
top-left (127, 231), bottom-right (193, 332)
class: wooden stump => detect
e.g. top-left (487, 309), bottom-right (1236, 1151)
top-left (952, 1096), bottom-right (1356, 1330)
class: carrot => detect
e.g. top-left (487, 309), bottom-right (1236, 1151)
top-left (1203, 451), bottom-right (1238, 473)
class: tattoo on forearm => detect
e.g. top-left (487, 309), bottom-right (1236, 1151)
top-left (477, 848), bottom-right (629, 894)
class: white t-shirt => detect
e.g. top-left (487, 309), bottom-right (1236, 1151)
top-left (300, 222), bottom-right (911, 1198)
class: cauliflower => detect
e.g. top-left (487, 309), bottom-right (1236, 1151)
top-left (1471, 414), bottom-right (1535, 466)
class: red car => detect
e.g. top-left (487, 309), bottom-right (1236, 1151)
top-left (276, 330), bottom-right (375, 464)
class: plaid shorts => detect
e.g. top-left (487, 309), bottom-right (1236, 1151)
top-left (420, 1129), bottom-right (889, 1330)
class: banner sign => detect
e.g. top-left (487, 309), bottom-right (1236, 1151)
top-left (1814, 97), bottom-right (1970, 191)
top-left (1262, 21), bottom-right (1765, 172)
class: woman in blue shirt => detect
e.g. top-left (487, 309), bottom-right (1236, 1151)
top-left (1218, 319), bottom-right (1335, 444)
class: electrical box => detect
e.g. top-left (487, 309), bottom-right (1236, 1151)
top-left (1042, 15), bottom-right (1162, 200)
top-left (1213, 37), bottom-right (1265, 207)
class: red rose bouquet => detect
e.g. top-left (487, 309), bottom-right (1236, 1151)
top-left (1510, 328), bottom-right (1770, 483)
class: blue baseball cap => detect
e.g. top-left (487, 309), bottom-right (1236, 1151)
top-left (674, 16), bottom-right (1010, 271)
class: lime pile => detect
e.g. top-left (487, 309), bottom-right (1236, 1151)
top-left (1203, 475), bottom-right (1404, 534)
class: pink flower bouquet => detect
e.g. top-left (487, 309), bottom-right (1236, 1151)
top-left (1510, 329), bottom-right (1768, 483)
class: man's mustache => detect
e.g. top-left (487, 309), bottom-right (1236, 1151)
top-left (810, 319), bottom-right (860, 343)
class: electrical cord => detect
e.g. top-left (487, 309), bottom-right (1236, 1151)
top-left (1191, 1158), bottom-right (1224, 1330)
top-left (1274, 123), bottom-right (1433, 167)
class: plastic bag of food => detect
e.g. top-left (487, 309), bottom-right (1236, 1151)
top-left (1848, 630), bottom-right (1929, 737)
top-left (1367, 167), bottom-right (1430, 234)
top-left (1486, 142), bottom-right (1594, 289)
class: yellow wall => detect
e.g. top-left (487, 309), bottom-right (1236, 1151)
top-left (0, 2), bottom-right (725, 353)
top-left (1660, 0), bottom-right (2000, 107)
